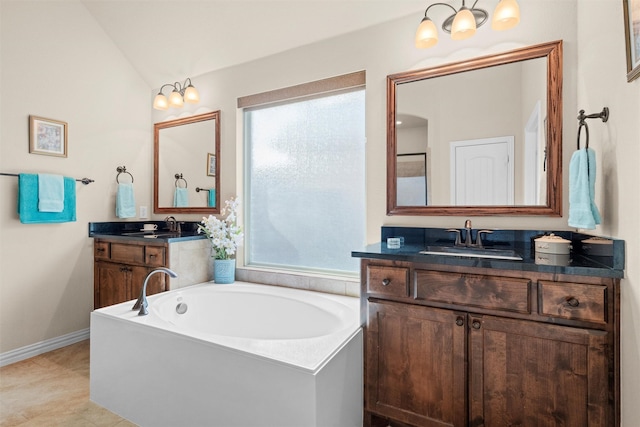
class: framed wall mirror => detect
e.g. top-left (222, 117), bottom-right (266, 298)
top-left (387, 40), bottom-right (563, 216)
top-left (154, 111), bottom-right (221, 214)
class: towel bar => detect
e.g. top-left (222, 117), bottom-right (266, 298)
top-left (1, 172), bottom-right (94, 185)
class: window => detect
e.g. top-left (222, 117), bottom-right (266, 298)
top-left (241, 73), bottom-right (365, 276)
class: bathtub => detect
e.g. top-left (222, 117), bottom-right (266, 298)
top-left (90, 281), bottom-right (363, 427)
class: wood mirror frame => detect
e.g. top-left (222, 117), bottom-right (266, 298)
top-left (153, 111), bottom-right (221, 214)
top-left (387, 40), bottom-right (563, 216)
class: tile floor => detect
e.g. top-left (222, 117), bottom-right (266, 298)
top-left (0, 340), bottom-right (136, 427)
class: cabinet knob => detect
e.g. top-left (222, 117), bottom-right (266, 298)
top-left (382, 278), bottom-right (391, 286)
top-left (472, 320), bottom-right (481, 330)
top-left (565, 297), bottom-right (580, 307)
top-left (455, 316), bottom-right (464, 326)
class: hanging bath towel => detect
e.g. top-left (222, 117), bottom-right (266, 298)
top-left (18, 174), bottom-right (76, 223)
top-left (208, 189), bottom-right (216, 208)
top-left (568, 148), bottom-right (601, 229)
top-left (116, 183), bottom-right (136, 218)
top-left (174, 187), bottom-right (189, 207)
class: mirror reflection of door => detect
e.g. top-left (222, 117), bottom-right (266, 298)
top-left (450, 136), bottom-right (514, 206)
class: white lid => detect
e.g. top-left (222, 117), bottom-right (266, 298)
top-left (534, 233), bottom-right (570, 244)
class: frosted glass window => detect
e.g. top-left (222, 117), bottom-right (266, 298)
top-left (244, 89), bottom-right (365, 275)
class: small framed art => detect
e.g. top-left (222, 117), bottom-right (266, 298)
top-left (29, 115), bottom-right (67, 157)
top-left (624, 0), bottom-right (640, 82)
top-left (207, 153), bottom-right (216, 176)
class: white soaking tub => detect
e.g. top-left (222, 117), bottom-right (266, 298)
top-left (90, 281), bottom-right (363, 427)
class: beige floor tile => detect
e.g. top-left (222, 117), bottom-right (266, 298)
top-left (0, 340), bottom-right (135, 427)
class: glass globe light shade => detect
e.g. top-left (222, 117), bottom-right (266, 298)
top-left (451, 7), bottom-right (477, 40)
top-left (415, 17), bottom-right (439, 49)
top-left (492, 0), bottom-right (520, 31)
top-left (168, 89), bottom-right (184, 108)
top-left (153, 93), bottom-right (168, 110)
top-left (184, 85), bottom-right (200, 103)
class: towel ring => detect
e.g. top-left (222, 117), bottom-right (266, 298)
top-left (175, 173), bottom-right (188, 188)
top-left (577, 121), bottom-right (590, 150)
top-left (577, 107), bottom-right (609, 150)
top-left (116, 166), bottom-right (134, 183)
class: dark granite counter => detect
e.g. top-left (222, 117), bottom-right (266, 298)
top-left (88, 221), bottom-right (207, 243)
top-left (352, 226), bottom-right (625, 279)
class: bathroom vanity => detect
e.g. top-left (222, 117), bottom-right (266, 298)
top-left (353, 227), bottom-right (624, 427)
top-left (90, 222), bottom-right (212, 309)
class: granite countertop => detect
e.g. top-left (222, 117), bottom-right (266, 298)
top-left (352, 227), bottom-right (625, 279)
top-left (88, 221), bottom-right (207, 243)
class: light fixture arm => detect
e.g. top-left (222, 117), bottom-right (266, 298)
top-left (423, 2), bottom-right (458, 19)
top-left (156, 78), bottom-right (194, 96)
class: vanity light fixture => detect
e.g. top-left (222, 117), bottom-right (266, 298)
top-left (415, 0), bottom-right (520, 49)
top-left (153, 78), bottom-right (200, 110)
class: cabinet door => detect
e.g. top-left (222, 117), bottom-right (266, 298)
top-left (366, 300), bottom-right (467, 427)
top-left (130, 266), bottom-right (166, 302)
top-left (469, 315), bottom-right (609, 427)
top-left (95, 262), bottom-right (129, 309)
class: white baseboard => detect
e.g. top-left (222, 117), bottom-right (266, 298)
top-left (0, 328), bottom-right (90, 367)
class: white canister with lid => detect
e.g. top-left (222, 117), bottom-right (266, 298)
top-left (534, 234), bottom-right (571, 255)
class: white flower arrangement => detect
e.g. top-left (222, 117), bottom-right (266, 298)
top-left (198, 197), bottom-right (244, 260)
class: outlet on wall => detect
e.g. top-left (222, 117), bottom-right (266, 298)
top-left (139, 206), bottom-right (148, 219)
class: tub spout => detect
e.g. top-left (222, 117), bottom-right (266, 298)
top-left (132, 268), bottom-right (178, 316)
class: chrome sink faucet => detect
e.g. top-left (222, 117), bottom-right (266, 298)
top-left (447, 220), bottom-right (493, 248)
top-left (132, 268), bottom-right (178, 316)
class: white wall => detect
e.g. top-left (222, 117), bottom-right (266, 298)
top-left (2, 0), bottom-right (639, 424)
top-left (0, 1), bottom-right (152, 353)
top-left (576, 1), bottom-right (640, 424)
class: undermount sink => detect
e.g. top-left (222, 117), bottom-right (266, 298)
top-left (419, 245), bottom-right (523, 261)
top-left (121, 231), bottom-right (181, 238)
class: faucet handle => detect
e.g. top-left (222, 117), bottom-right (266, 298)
top-left (446, 228), bottom-right (462, 246)
top-left (476, 229), bottom-right (493, 248)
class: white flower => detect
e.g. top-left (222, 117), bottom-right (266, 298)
top-left (198, 197), bottom-right (244, 260)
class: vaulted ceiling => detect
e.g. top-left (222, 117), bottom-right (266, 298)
top-left (81, 0), bottom-right (426, 89)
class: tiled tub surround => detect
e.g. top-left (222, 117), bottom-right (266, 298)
top-left (89, 222), bottom-right (359, 297)
top-left (91, 282), bottom-right (363, 427)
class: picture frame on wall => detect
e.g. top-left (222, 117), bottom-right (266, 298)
top-left (207, 153), bottom-right (216, 176)
top-left (624, 0), bottom-right (640, 82)
top-left (29, 115), bottom-right (68, 157)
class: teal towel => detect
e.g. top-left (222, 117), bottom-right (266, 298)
top-left (116, 183), bottom-right (136, 218)
top-left (174, 187), bottom-right (189, 207)
top-left (568, 148), bottom-right (601, 229)
top-left (18, 174), bottom-right (76, 224)
top-left (208, 189), bottom-right (216, 208)
top-left (38, 173), bottom-right (64, 212)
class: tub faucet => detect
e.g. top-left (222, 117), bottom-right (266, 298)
top-left (446, 219), bottom-right (493, 248)
top-left (132, 268), bottom-right (178, 316)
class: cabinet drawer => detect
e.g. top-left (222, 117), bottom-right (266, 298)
top-left (538, 281), bottom-right (607, 324)
top-left (415, 270), bottom-right (531, 314)
top-left (145, 246), bottom-right (166, 267)
top-left (94, 241), bottom-right (110, 260)
top-left (366, 265), bottom-right (409, 298)
top-left (110, 243), bottom-right (145, 264)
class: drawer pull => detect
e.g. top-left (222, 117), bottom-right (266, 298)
top-left (565, 297), bottom-right (580, 307)
top-left (96, 248), bottom-right (105, 252)
top-left (382, 278), bottom-right (391, 286)
top-left (149, 254), bottom-right (156, 258)
top-left (455, 316), bottom-right (464, 327)
top-left (472, 320), bottom-right (481, 330)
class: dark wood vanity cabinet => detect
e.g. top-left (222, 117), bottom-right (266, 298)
top-left (361, 259), bottom-right (619, 427)
top-left (94, 238), bottom-right (168, 309)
